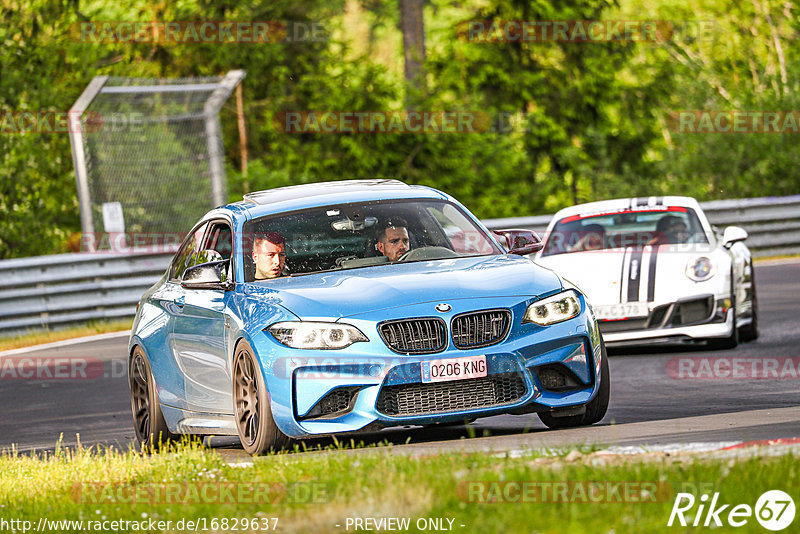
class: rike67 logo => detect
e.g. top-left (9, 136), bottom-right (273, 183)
top-left (668, 490), bottom-right (795, 531)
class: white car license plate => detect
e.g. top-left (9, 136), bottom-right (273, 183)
top-left (593, 302), bottom-right (649, 321)
top-left (421, 355), bottom-right (487, 383)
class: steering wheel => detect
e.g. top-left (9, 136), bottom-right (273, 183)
top-left (397, 246), bottom-right (460, 262)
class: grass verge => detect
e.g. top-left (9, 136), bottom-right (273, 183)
top-left (0, 319), bottom-right (131, 352)
top-left (1, 440), bottom-right (796, 533)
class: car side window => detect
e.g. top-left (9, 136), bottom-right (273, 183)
top-left (202, 222), bottom-right (233, 261)
top-left (169, 222), bottom-right (208, 282)
top-left (199, 221), bottom-right (234, 282)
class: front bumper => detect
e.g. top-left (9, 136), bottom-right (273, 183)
top-left (254, 303), bottom-right (605, 438)
top-left (600, 293), bottom-right (734, 347)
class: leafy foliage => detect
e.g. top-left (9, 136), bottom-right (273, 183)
top-left (1, 0), bottom-right (799, 258)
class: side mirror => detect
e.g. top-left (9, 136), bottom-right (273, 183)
top-left (493, 229), bottom-right (543, 255)
top-left (721, 226), bottom-right (748, 248)
top-left (182, 260), bottom-right (233, 290)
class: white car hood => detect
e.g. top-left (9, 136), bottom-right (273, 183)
top-left (535, 245), bottom-right (727, 306)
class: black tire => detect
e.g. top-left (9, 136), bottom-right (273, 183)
top-left (707, 322), bottom-right (739, 350)
top-left (708, 268), bottom-right (739, 350)
top-left (739, 264), bottom-right (759, 342)
top-left (538, 341), bottom-right (610, 429)
top-left (232, 340), bottom-right (290, 455)
top-left (129, 346), bottom-right (179, 450)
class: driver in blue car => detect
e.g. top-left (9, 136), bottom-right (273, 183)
top-left (376, 217), bottom-right (410, 261)
top-left (253, 231), bottom-right (287, 279)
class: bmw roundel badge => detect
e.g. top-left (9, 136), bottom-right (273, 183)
top-left (435, 303), bottom-right (451, 313)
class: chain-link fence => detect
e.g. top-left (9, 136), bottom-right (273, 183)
top-left (68, 71), bottom-right (244, 251)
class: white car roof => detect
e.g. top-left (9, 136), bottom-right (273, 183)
top-left (549, 196), bottom-right (703, 222)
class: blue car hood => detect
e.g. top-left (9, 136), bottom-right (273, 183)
top-left (244, 254), bottom-right (562, 319)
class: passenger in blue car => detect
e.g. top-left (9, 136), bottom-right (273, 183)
top-left (252, 232), bottom-right (287, 279)
top-left (376, 217), bottom-right (411, 261)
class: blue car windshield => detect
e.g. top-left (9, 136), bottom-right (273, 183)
top-left (242, 199), bottom-right (502, 280)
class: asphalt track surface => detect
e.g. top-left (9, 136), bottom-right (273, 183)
top-left (1, 260), bottom-right (798, 456)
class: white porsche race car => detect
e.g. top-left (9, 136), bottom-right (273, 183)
top-left (534, 196), bottom-right (758, 349)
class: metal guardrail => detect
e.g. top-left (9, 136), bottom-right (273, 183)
top-left (0, 252), bottom-right (170, 333)
top-left (1, 195), bottom-right (797, 335)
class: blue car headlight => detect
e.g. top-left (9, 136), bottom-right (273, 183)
top-left (522, 290), bottom-right (582, 326)
top-left (267, 322), bottom-right (368, 349)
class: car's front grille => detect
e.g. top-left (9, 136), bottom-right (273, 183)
top-left (379, 318), bottom-right (447, 354)
top-left (599, 297), bottom-right (716, 334)
top-left (598, 318), bottom-right (647, 334)
top-left (376, 372), bottom-right (527, 416)
top-left (451, 309), bottom-right (512, 349)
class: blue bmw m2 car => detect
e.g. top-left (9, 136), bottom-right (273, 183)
top-left (129, 180), bottom-right (609, 454)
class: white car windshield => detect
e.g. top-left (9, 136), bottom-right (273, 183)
top-left (541, 207), bottom-right (709, 256)
top-left (242, 199), bottom-right (502, 280)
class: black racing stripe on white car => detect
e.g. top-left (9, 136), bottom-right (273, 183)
top-left (626, 248), bottom-right (643, 303)
top-left (647, 245), bottom-right (659, 301)
top-left (655, 196), bottom-right (664, 206)
top-left (638, 247), bottom-right (651, 302)
top-left (635, 197), bottom-right (649, 207)
top-left (620, 247), bottom-right (631, 302)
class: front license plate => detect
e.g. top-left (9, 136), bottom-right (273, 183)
top-left (593, 302), bottom-right (649, 321)
top-left (421, 355), bottom-right (487, 383)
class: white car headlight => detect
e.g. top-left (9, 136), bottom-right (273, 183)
top-left (267, 322), bottom-right (368, 349)
top-left (686, 256), bottom-right (716, 282)
top-left (523, 290), bottom-right (582, 326)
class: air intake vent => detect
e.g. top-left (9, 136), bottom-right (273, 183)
top-left (301, 387), bottom-right (359, 420)
top-left (451, 309), bottom-right (512, 349)
top-left (376, 373), bottom-right (527, 416)
top-left (671, 297), bottom-right (714, 326)
top-left (535, 365), bottom-right (581, 392)
top-left (379, 318), bottom-right (447, 354)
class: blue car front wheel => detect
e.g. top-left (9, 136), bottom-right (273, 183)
top-left (129, 346), bottom-right (178, 449)
top-left (232, 340), bottom-right (290, 455)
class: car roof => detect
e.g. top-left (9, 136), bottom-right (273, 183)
top-left (549, 196), bottom-right (703, 222)
top-left (231, 179), bottom-right (448, 218)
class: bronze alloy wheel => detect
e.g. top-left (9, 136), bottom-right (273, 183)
top-left (130, 350), bottom-right (151, 439)
top-left (232, 341), bottom-right (289, 455)
top-left (233, 348), bottom-right (260, 447)
top-left (129, 346), bottom-right (177, 449)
